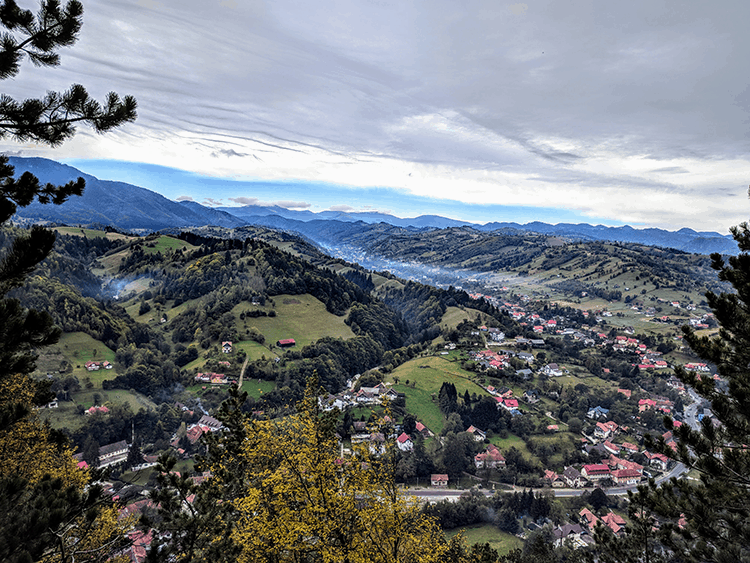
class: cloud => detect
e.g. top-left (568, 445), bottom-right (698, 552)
top-left (328, 204), bottom-right (355, 212)
top-left (176, 195), bottom-right (194, 201)
top-left (229, 196), bottom-right (261, 206)
top-left (202, 198), bottom-right (223, 207)
top-left (3, 0), bottom-right (750, 231)
top-left (274, 201), bottom-right (311, 210)
top-left (211, 148), bottom-right (249, 158)
top-left (650, 166), bottom-right (689, 174)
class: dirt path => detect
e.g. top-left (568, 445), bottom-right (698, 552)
top-left (238, 355), bottom-right (250, 388)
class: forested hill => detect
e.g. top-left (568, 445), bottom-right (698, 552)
top-left (11, 226), bottom-right (520, 403)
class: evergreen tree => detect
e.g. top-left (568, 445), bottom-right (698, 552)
top-left (598, 220), bottom-right (750, 562)
top-left (0, 2), bottom-right (137, 560)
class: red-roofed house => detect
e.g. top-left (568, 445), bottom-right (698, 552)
top-left (581, 464), bottom-right (610, 481)
top-left (396, 432), bottom-right (414, 452)
top-left (474, 444), bottom-right (506, 469)
top-left (595, 421), bottom-right (613, 440)
top-left (415, 421), bottom-right (433, 438)
top-left (620, 442), bottom-right (639, 455)
top-left (645, 451), bottom-right (669, 471)
top-left (612, 468), bottom-right (641, 485)
top-left (601, 512), bottom-right (627, 535)
top-left (603, 441), bottom-right (619, 455)
top-left (431, 474), bottom-right (449, 487)
top-left (639, 399), bottom-right (657, 412)
top-left (579, 508), bottom-right (599, 531)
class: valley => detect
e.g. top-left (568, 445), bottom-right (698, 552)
top-left (1, 156), bottom-right (734, 560)
top-left (8, 209), bottom-right (723, 555)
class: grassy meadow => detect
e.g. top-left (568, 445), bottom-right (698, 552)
top-left (232, 294), bottom-right (356, 348)
top-left (445, 524), bottom-right (524, 556)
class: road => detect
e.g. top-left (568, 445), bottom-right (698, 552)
top-left (408, 392), bottom-right (701, 503)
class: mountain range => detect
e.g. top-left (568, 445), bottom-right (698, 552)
top-left (7, 156), bottom-right (738, 255)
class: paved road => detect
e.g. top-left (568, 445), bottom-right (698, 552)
top-left (407, 467), bottom-right (683, 502)
top-left (408, 392), bottom-right (700, 503)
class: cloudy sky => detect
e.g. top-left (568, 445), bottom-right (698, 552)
top-left (2, 0), bottom-right (749, 232)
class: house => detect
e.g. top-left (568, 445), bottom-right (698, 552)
top-left (587, 406), bottom-right (610, 419)
top-left (98, 440), bottom-right (129, 468)
top-left (516, 369), bottom-right (534, 380)
top-left (523, 389), bottom-right (540, 404)
top-left (497, 387), bottom-right (513, 398)
top-left (474, 444), bottom-right (506, 469)
top-left (553, 523), bottom-right (584, 547)
top-left (197, 414), bottom-right (223, 431)
top-left (465, 426), bottom-right (487, 441)
top-left (84, 361), bottom-right (100, 371)
top-left (620, 442), bottom-right (639, 455)
top-left (123, 529), bottom-right (153, 563)
top-left (544, 469), bottom-right (564, 487)
top-left (601, 512), bottom-right (627, 535)
top-left (639, 399), bottom-right (657, 412)
top-left (595, 421), bottom-right (613, 440)
top-left (368, 433), bottom-right (386, 456)
top-left (319, 394), bottom-right (350, 412)
top-left (431, 474), bottom-right (449, 487)
top-left (579, 508), bottom-right (599, 531)
top-left (277, 338), bottom-right (296, 347)
top-left (603, 441), bottom-right (619, 455)
top-left (543, 363), bottom-right (563, 377)
top-left (611, 468), bottom-right (641, 486)
top-left (563, 466), bottom-right (584, 488)
top-left (186, 425), bottom-right (204, 444)
top-left (500, 398), bottom-right (520, 411)
top-left (355, 390), bottom-right (378, 404)
top-left (85, 405), bottom-right (109, 416)
top-left (396, 432), bottom-right (414, 452)
top-left (221, 341), bottom-right (232, 353)
top-left (581, 464), bottom-right (610, 481)
top-left (517, 352), bottom-right (535, 363)
top-left (617, 388), bottom-right (632, 399)
top-left (415, 421), bottom-right (433, 438)
top-left (645, 451), bottom-right (669, 471)
top-left (608, 456), bottom-right (643, 475)
top-left (101, 361), bottom-right (113, 369)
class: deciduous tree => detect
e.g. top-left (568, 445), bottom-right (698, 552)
top-left (150, 378), bottom-right (450, 563)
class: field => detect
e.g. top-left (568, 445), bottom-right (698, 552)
top-left (232, 294), bottom-right (356, 348)
top-left (56, 332), bottom-right (119, 385)
top-left (53, 226), bottom-right (134, 242)
top-left (239, 378), bottom-right (276, 399)
top-left (139, 235), bottom-right (196, 255)
top-left (39, 388), bottom-right (157, 432)
top-left (445, 524), bottom-right (524, 556)
top-left (439, 306), bottom-right (495, 331)
top-left (233, 340), bottom-right (279, 361)
top-left (386, 356), bottom-right (489, 433)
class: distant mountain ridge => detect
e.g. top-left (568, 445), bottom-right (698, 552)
top-left (8, 157), bottom-right (246, 231)
top-left (6, 156), bottom-right (738, 254)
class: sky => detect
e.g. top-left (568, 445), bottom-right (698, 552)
top-left (2, 0), bottom-right (750, 232)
